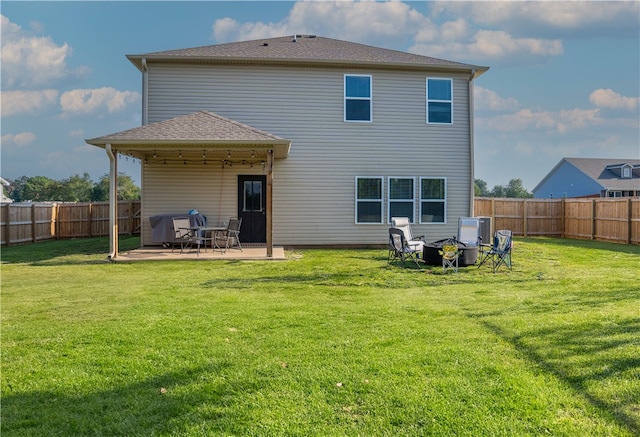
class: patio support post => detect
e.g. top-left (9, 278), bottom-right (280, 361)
top-left (266, 149), bottom-right (273, 258)
top-left (106, 144), bottom-right (119, 259)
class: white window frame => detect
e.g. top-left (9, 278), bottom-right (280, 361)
top-left (622, 166), bottom-right (631, 178)
top-left (344, 74), bottom-right (372, 123)
top-left (355, 176), bottom-right (383, 224)
top-left (419, 177), bottom-right (447, 224)
top-left (426, 78), bottom-right (453, 125)
top-left (387, 177), bottom-right (415, 224)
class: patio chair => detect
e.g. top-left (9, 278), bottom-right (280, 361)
top-left (390, 217), bottom-right (427, 251)
top-left (477, 229), bottom-right (512, 273)
top-left (439, 238), bottom-right (462, 273)
top-left (215, 217), bottom-right (243, 252)
top-left (388, 227), bottom-right (422, 268)
top-left (171, 216), bottom-right (198, 254)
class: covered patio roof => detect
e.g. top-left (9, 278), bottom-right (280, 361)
top-left (85, 111), bottom-right (292, 260)
top-left (86, 110), bottom-right (291, 160)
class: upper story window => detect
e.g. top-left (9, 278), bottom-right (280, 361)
top-left (622, 166), bottom-right (631, 178)
top-left (345, 75), bottom-right (372, 122)
top-left (426, 78), bottom-right (452, 124)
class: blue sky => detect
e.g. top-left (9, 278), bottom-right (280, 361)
top-left (2, 0), bottom-right (639, 191)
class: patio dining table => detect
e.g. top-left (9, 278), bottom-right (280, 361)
top-left (179, 225), bottom-right (227, 255)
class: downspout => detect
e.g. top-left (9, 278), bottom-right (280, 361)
top-left (468, 69), bottom-right (476, 217)
top-left (106, 144), bottom-right (118, 259)
top-left (141, 58), bottom-right (148, 125)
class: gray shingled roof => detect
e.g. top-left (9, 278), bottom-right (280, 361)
top-left (536, 157), bottom-right (640, 192)
top-left (87, 110), bottom-right (289, 144)
top-left (86, 111), bottom-right (291, 159)
top-left (127, 35), bottom-right (488, 75)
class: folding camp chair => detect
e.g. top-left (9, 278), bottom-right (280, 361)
top-left (390, 217), bottom-right (427, 252)
top-left (214, 217), bottom-right (243, 252)
top-left (478, 229), bottom-right (512, 273)
top-left (388, 227), bottom-right (422, 268)
top-left (439, 238), bottom-right (462, 273)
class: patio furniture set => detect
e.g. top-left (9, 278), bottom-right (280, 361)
top-left (388, 216), bottom-right (512, 273)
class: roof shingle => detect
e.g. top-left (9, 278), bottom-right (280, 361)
top-left (127, 35), bottom-right (488, 74)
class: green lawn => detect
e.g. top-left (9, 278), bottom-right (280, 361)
top-left (1, 237), bottom-right (639, 436)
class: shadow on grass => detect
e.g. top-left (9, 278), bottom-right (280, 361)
top-left (479, 318), bottom-right (640, 435)
top-left (1, 362), bottom-right (259, 435)
top-left (1, 236), bottom-right (140, 265)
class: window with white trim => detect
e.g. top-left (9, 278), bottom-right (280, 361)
top-left (355, 177), bottom-right (383, 223)
top-left (420, 178), bottom-right (446, 223)
top-left (388, 177), bottom-right (415, 223)
top-left (426, 78), bottom-right (452, 124)
top-left (345, 75), bottom-right (372, 122)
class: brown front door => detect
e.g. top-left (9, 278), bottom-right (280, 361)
top-left (238, 175), bottom-right (267, 243)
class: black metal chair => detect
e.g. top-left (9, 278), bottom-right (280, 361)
top-left (478, 229), bottom-right (512, 272)
top-left (171, 216), bottom-right (198, 254)
top-left (215, 217), bottom-right (243, 252)
top-left (388, 227), bottom-right (422, 268)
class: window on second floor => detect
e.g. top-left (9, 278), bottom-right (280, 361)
top-left (426, 78), bottom-right (452, 124)
top-left (345, 75), bottom-right (372, 122)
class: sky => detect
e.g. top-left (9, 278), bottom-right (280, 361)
top-left (1, 0), bottom-right (639, 192)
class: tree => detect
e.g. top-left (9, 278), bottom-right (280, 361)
top-left (51, 173), bottom-right (94, 202)
top-left (9, 175), bottom-right (56, 202)
top-left (474, 179), bottom-right (490, 197)
top-left (475, 178), bottom-right (533, 198)
top-left (92, 173), bottom-right (141, 201)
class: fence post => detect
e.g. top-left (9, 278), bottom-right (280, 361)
top-left (591, 199), bottom-right (596, 240)
top-left (55, 203), bottom-right (60, 239)
top-left (3, 204), bottom-right (10, 246)
top-left (627, 198), bottom-right (632, 245)
top-left (523, 199), bottom-right (528, 237)
top-left (561, 199), bottom-right (565, 239)
top-left (129, 201), bottom-right (134, 236)
top-left (88, 203), bottom-right (93, 238)
top-left (31, 203), bottom-right (37, 243)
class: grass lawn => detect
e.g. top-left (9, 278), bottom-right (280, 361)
top-left (1, 236), bottom-right (639, 436)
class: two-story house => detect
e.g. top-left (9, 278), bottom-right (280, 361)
top-left (87, 35), bottom-right (488, 257)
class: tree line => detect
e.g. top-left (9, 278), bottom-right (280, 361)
top-left (475, 178), bottom-right (533, 198)
top-left (6, 173), bottom-right (140, 202)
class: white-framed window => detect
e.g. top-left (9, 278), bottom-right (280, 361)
top-left (420, 177), bottom-right (446, 223)
top-left (355, 176), bottom-right (383, 223)
top-left (426, 78), bottom-right (453, 124)
top-left (388, 177), bottom-right (415, 223)
top-left (608, 191), bottom-right (622, 198)
top-left (623, 166), bottom-right (631, 178)
top-left (345, 74), bottom-right (372, 122)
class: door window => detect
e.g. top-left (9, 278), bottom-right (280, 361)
top-left (244, 180), bottom-right (263, 212)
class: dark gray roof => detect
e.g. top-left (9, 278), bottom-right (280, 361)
top-left (537, 157), bottom-right (640, 192)
top-left (127, 35), bottom-right (488, 75)
top-left (86, 110), bottom-right (288, 145)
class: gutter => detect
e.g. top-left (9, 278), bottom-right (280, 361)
top-left (141, 58), bottom-right (148, 125)
top-left (468, 69), bottom-right (477, 216)
top-left (106, 144), bottom-right (118, 260)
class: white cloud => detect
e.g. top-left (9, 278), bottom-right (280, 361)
top-left (590, 89), bottom-right (639, 111)
top-left (474, 86), bottom-right (520, 112)
top-left (430, 1), bottom-right (640, 38)
top-left (1, 89), bottom-right (59, 116)
top-left (483, 107), bottom-right (602, 133)
top-left (0, 14), bottom-right (89, 89)
top-left (213, 1), bottom-right (427, 47)
top-left (59, 87), bottom-right (140, 117)
top-left (1, 132), bottom-right (37, 147)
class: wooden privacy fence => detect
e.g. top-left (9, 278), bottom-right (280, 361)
top-left (1, 201), bottom-right (140, 246)
top-left (1, 198), bottom-right (638, 246)
top-left (474, 197), bottom-right (640, 245)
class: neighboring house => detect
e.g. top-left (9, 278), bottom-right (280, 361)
top-left (533, 158), bottom-right (640, 199)
top-left (1, 177), bottom-right (13, 203)
top-left (87, 35), bottom-right (488, 256)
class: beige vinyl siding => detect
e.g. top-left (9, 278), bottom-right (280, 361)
top-left (144, 64), bottom-right (472, 245)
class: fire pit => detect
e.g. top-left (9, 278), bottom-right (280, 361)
top-left (423, 238), bottom-right (478, 267)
